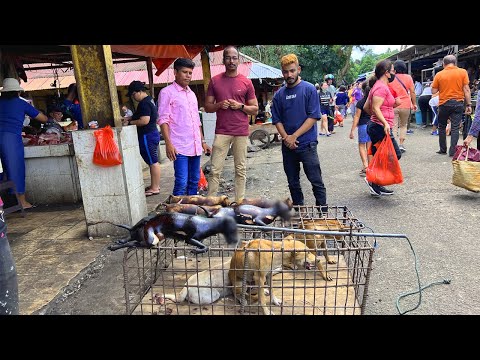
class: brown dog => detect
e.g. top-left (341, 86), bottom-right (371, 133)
top-left (291, 219), bottom-right (350, 281)
top-left (229, 237), bottom-right (316, 315)
top-left (156, 203), bottom-right (222, 216)
top-left (167, 195), bottom-right (231, 207)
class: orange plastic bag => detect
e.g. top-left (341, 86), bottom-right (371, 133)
top-left (92, 125), bottom-right (123, 167)
top-left (366, 135), bottom-right (403, 186)
top-left (198, 168), bottom-right (208, 191)
top-left (334, 110), bottom-right (343, 124)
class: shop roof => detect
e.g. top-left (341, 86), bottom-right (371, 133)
top-left (21, 51), bottom-right (282, 91)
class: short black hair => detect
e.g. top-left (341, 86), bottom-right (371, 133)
top-left (394, 60), bottom-right (408, 74)
top-left (174, 58), bottom-right (195, 71)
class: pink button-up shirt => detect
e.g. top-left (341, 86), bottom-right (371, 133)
top-left (158, 81), bottom-right (202, 156)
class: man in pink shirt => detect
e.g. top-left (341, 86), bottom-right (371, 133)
top-left (205, 46), bottom-right (258, 203)
top-left (158, 58), bottom-right (211, 195)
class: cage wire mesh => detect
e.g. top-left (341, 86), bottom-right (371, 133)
top-left (122, 205), bottom-right (374, 315)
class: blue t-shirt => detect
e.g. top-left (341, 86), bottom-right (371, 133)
top-left (272, 80), bottom-right (320, 151)
top-left (61, 99), bottom-right (84, 129)
top-left (132, 96), bottom-right (159, 137)
top-left (335, 92), bottom-right (349, 106)
top-left (0, 97), bottom-right (40, 135)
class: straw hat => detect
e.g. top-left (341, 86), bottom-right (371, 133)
top-left (0, 78), bottom-right (24, 92)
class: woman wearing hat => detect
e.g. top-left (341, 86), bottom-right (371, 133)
top-left (0, 78), bottom-right (48, 210)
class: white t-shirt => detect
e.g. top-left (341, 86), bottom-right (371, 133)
top-left (429, 95), bottom-right (439, 107)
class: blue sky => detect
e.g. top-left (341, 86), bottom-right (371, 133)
top-left (351, 45), bottom-right (403, 61)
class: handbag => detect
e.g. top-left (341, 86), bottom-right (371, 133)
top-left (452, 147), bottom-right (480, 192)
top-left (452, 144), bottom-right (480, 162)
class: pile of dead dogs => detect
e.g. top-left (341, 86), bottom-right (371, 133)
top-left (108, 195), bottom-right (351, 315)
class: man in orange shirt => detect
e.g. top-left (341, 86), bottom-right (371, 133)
top-left (431, 55), bottom-right (472, 156)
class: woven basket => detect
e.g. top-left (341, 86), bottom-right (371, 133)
top-left (452, 148), bottom-right (480, 192)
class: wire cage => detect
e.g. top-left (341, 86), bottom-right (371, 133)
top-left (122, 205), bottom-right (375, 315)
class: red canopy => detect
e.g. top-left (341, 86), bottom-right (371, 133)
top-left (110, 45), bottom-right (190, 59)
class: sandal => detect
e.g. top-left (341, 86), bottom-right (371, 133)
top-left (145, 189), bottom-right (160, 197)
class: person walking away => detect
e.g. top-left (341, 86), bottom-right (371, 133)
top-left (335, 85), bottom-right (349, 118)
top-left (364, 60), bottom-right (402, 196)
top-left (204, 45), bottom-right (258, 203)
top-left (126, 80), bottom-right (161, 196)
top-left (431, 54), bottom-right (472, 156)
top-left (272, 53), bottom-right (328, 213)
top-left (158, 58), bottom-right (211, 196)
top-left (349, 81), bottom-right (371, 177)
top-left (387, 60), bottom-right (417, 153)
top-left (0, 78), bottom-right (48, 209)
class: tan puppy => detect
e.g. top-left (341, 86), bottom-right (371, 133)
top-left (292, 218), bottom-right (350, 281)
top-left (229, 237), bottom-right (316, 315)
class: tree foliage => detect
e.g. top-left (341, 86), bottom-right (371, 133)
top-left (240, 45), bottom-right (399, 86)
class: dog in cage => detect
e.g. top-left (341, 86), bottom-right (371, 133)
top-left (162, 259), bottom-right (232, 305)
top-left (108, 212), bottom-right (238, 254)
top-left (290, 218), bottom-right (352, 281)
top-left (159, 199), bottom-right (293, 227)
top-left (228, 237), bottom-right (316, 315)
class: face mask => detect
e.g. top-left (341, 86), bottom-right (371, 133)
top-left (388, 73), bottom-right (395, 83)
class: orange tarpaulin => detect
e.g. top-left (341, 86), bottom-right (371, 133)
top-left (110, 45), bottom-right (190, 59)
top-left (152, 45), bottom-right (205, 76)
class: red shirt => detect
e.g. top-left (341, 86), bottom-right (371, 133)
top-left (206, 73), bottom-right (256, 136)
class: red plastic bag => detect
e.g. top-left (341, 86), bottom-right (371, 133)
top-left (366, 135), bottom-right (403, 186)
top-left (334, 110), bottom-right (343, 124)
top-left (92, 125), bottom-right (123, 167)
top-left (198, 168), bottom-right (208, 191)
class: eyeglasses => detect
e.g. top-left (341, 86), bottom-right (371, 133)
top-left (224, 56), bottom-right (239, 61)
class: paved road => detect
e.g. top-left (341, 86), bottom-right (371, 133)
top-left (45, 120), bottom-right (480, 315)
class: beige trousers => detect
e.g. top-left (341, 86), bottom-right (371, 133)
top-left (207, 134), bottom-right (248, 203)
top-left (393, 107), bottom-right (411, 143)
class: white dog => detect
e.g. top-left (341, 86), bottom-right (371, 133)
top-left (162, 259), bottom-right (232, 305)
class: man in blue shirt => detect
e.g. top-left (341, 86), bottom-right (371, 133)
top-left (272, 54), bottom-right (327, 213)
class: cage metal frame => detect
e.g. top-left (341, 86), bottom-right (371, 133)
top-left (122, 205), bottom-right (377, 315)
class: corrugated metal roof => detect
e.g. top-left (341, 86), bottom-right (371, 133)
top-left (21, 51), bottom-right (280, 91)
top-left (248, 62), bottom-right (282, 79)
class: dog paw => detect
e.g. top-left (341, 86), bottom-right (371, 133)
top-left (271, 296), bottom-right (282, 306)
top-left (263, 309), bottom-right (275, 315)
top-left (323, 273), bottom-right (333, 281)
top-left (327, 259), bottom-right (337, 264)
top-left (264, 289), bottom-right (270, 296)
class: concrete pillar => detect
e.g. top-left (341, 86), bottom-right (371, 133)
top-left (72, 126), bottom-right (147, 237)
top-left (70, 45), bottom-right (123, 128)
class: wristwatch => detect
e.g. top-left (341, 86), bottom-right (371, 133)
top-left (240, 104), bottom-right (245, 111)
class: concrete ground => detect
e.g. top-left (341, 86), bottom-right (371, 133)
top-left (6, 119), bottom-right (480, 315)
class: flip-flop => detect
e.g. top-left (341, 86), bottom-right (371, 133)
top-left (23, 204), bottom-right (37, 210)
top-left (145, 190), bottom-right (160, 197)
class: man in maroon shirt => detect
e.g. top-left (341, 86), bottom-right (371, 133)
top-left (205, 46), bottom-right (258, 202)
